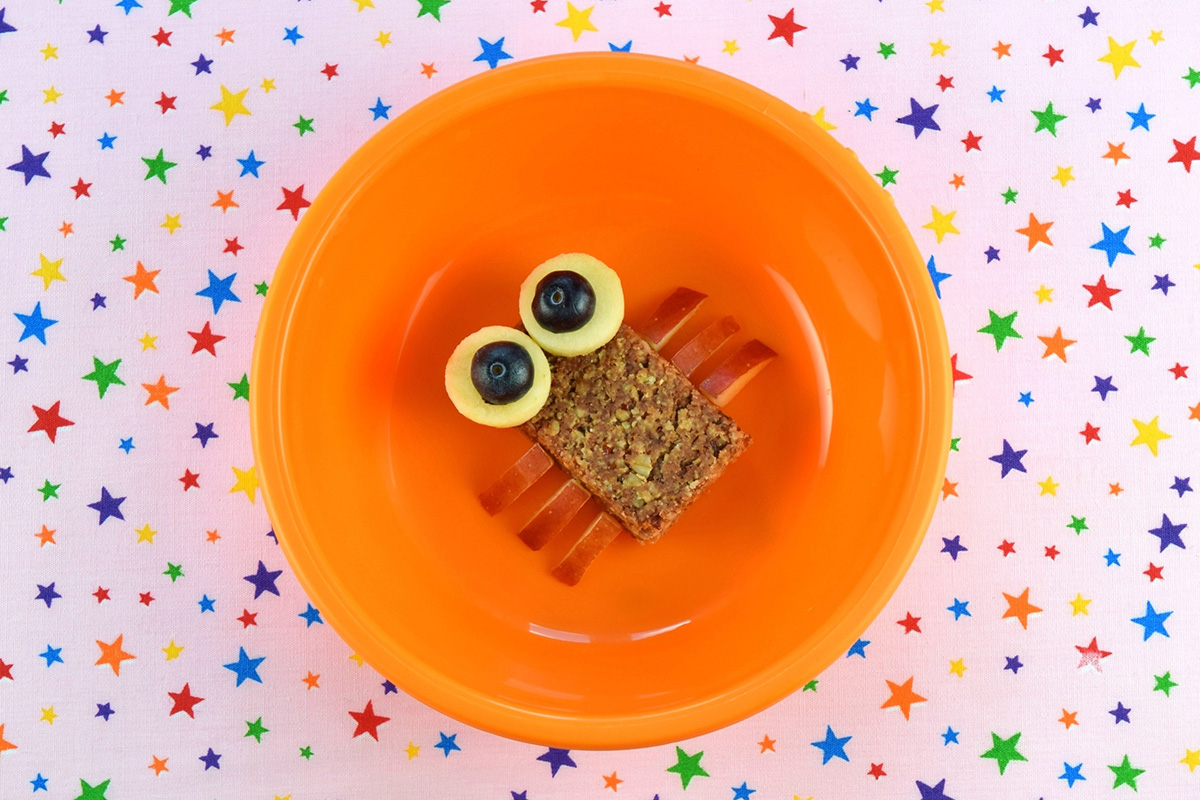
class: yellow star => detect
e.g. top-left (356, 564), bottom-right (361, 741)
top-left (1069, 593), bottom-right (1091, 616)
top-left (809, 107), bottom-right (837, 130)
top-left (722, 39), bottom-right (740, 55)
top-left (40, 43), bottom-right (58, 60)
top-left (161, 214), bottom-right (182, 234)
top-left (138, 332), bottom-right (159, 351)
top-left (276, 796), bottom-right (292, 800)
top-left (1182, 749), bottom-right (1200, 772)
top-left (162, 640), bottom-right (184, 660)
top-left (1131, 416), bottom-right (1170, 456)
top-left (1034, 285), bottom-right (1054, 303)
top-left (261, 78), bottom-right (276, 93)
top-left (229, 465), bottom-right (259, 503)
top-left (926, 0), bottom-right (944, 12)
top-left (405, 742), bottom-right (420, 759)
top-left (375, 30), bottom-right (392, 48)
top-left (40, 706), bottom-right (57, 725)
top-left (352, 0), bottom-right (374, 9)
top-left (1052, 165), bottom-right (1075, 187)
top-left (1148, 30), bottom-right (1165, 45)
top-left (556, 2), bottom-right (598, 41)
top-left (43, 86), bottom-right (63, 104)
top-left (1098, 37), bottom-right (1140, 79)
top-left (211, 85), bottom-right (252, 126)
top-left (922, 206), bottom-right (960, 243)
top-left (793, 796), bottom-right (813, 800)
top-left (31, 254), bottom-right (66, 290)
top-left (135, 523), bottom-right (157, 544)
top-left (949, 658), bottom-right (966, 677)
top-left (930, 39), bottom-right (950, 56)
top-left (1037, 476), bottom-right (1059, 496)
top-left (348, 653), bottom-right (364, 667)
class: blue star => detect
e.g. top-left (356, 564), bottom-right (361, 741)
top-left (87, 486), bottom-right (126, 525)
top-left (1086, 97), bottom-right (1102, 112)
top-left (223, 646), bottom-right (265, 686)
top-left (810, 725), bottom-right (851, 764)
top-left (475, 37), bottom-right (513, 69)
top-left (243, 561), bottom-right (282, 598)
top-left (95, 702), bottom-right (114, 720)
top-left (8, 354), bottom-right (27, 373)
top-left (926, 256), bottom-right (951, 299)
top-left (90, 293), bottom-right (107, 310)
top-left (731, 782), bottom-right (755, 800)
top-left (31, 774), bottom-right (48, 792)
top-left (1148, 514), bottom-right (1186, 551)
top-left (1090, 223), bottom-right (1135, 267)
top-left (382, 680), bottom-right (397, 694)
top-left (1092, 375), bottom-right (1117, 401)
top-left (1109, 701), bottom-right (1131, 723)
top-left (39, 644), bottom-right (63, 667)
top-left (846, 638), bottom-right (870, 658)
top-left (237, 150), bottom-right (264, 177)
top-left (283, 26), bottom-right (303, 44)
top-left (1060, 761), bottom-right (1085, 787)
top-left (196, 144), bottom-right (212, 160)
top-left (1017, 391), bottom-right (1033, 407)
top-left (896, 98), bottom-right (940, 138)
top-left (118, 437), bottom-right (134, 453)
top-left (198, 594), bottom-right (216, 613)
top-left (87, 25), bottom-right (107, 43)
top-left (196, 270), bottom-right (240, 313)
top-left (989, 440), bottom-right (1027, 478)
top-left (15, 302), bottom-right (59, 345)
top-left (35, 582), bottom-right (61, 608)
top-left (435, 732), bottom-right (461, 756)
top-left (199, 747), bottom-right (222, 770)
top-left (369, 97), bottom-right (392, 120)
top-left (7, 145), bottom-right (51, 185)
top-left (946, 599), bottom-right (970, 620)
top-left (0, 466), bottom-right (12, 482)
top-left (98, 132), bottom-right (116, 149)
top-left (193, 422), bottom-right (219, 448)
top-left (1078, 6), bottom-right (1099, 26)
top-left (1004, 655), bottom-right (1023, 674)
top-left (986, 86), bottom-right (1005, 103)
top-left (536, 747), bottom-right (576, 776)
top-left (1104, 548), bottom-right (1121, 566)
top-left (191, 53), bottom-right (213, 74)
top-left (840, 53), bottom-right (860, 70)
top-left (940, 535), bottom-right (966, 560)
top-left (1131, 601), bottom-right (1172, 640)
top-left (984, 245), bottom-right (1000, 262)
top-left (1126, 103), bottom-right (1155, 131)
top-left (608, 40), bottom-right (632, 52)
top-left (941, 727), bottom-right (959, 745)
top-left (1151, 274), bottom-right (1174, 294)
top-left (115, 0), bottom-right (141, 13)
top-left (299, 603), bottom-right (323, 626)
top-left (854, 98), bottom-right (879, 120)
top-left (916, 779), bottom-right (954, 800)
top-left (1171, 476), bottom-right (1192, 497)
top-left (0, 7), bottom-right (16, 34)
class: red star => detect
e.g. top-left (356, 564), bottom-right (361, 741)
top-left (277, 185), bottom-right (311, 220)
top-left (961, 131), bottom-right (982, 152)
top-left (951, 353), bottom-right (972, 383)
top-left (71, 178), bottom-right (92, 198)
top-left (530, 0), bottom-right (546, 10)
top-left (223, 237), bottom-right (243, 256)
top-left (93, 586), bottom-right (111, 603)
top-left (868, 763), bottom-right (886, 780)
top-left (654, 1), bottom-right (671, 16)
top-left (0, 658), bottom-right (12, 681)
top-left (1169, 363), bottom-right (1188, 379)
top-left (139, 591), bottom-right (155, 606)
top-left (1042, 44), bottom-right (1064, 66)
top-left (155, 92), bottom-right (177, 113)
top-left (1145, 562), bottom-right (1164, 582)
top-left (1083, 275), bottom-right (1120, 309)
top-left (896, 612), bottom-right (921, 634)
top-left (1044, 545), bottom-right (1060, 560)
top-left (767, 8), bottom-right (806, 46)
top-left (168, 683), bottom-right (204, 717)
top-left (1081, 422), bottom-right (1101, 443)
top-left (28, 401), bottom-right (75, 443)
top-left (1075, 637), bottom-right (1112, 671)
top-left (936, 74), bottom-right (954, 91)
top-left (180, 469), bottom-right (200, 490)
top-left (1168, 136), bottom-right (1200, 172)
top-left (349, 700), bottom-right (391, 740)
top-left (998, 539), bottom-right (1016, 556)
top-left (1116, 189), bottom-right (1137, 207)
top-left (188, 321), bottom-right (226, 357)
top-left (237, 609), bottom-right (258, 628)
top-left (151, 27), bottom-right (172, 46)
top-left (48, 121), bottom-right (66, 138)
top-left (320, 63), bottom-right (339, 80)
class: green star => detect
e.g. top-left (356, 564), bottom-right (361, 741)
top-left (877, 42), bottom-right (896, 59)
top-left (950, 437), bottom-right (961, 452)
top-left (1001, 186), bottom-right (1019, 204)
top-left (1108, 754), bottom-right (1145, 790)
top-left (980, 731), bottom-right (1027, 775)
top-left (0, 89), bottom-right (8, 105)
top-left (1184, 67), bottom-right (1200, 88)
top-left (1125, 326), bottom-right (1155, 356)
top-left (255, 281), bottom-right (269, 296)
top-left (82, 357), bottom-right (125, 399)
top-left (229, 373), bottom-right (250, 401)
top-left (1153, 671), bottom-right (1178, 696)
top-left (0, 216), bottom-right (7, 231)
top-left (1031, 101), bottom-right (1067, 136)
top-left (299, 745), bottom-right (314, 760)
top-left (978, 310), bottom-right (1022, 351)
top-left (141, 149), bottom-right (177, 184)
top-left (875, 166), bottom-right (898, 186)
top-left (245, 717), bottom-right (269, 742)
top-left (74, 778), bottom-right (111, 800)
top-left (666, 746), bottom-right (708, 789)
top-left (294, 115), bottom-right (315, 136)
top-left (1148, 233), bottom-right (1165, 249)
top-left (163, 562), bottom-right (184, 582)
top-left (38, 479), bottom-right (61, 501)
top-left (167, 0), bottom-right (198, 16)
top-left (416, 0), bottom-right (450, 20)
top-left (109, 234), bottom-right (126, 251)
top-left (1067, 516), bottom-right (1088, 535)
top-left (802, 679), bottom-right (818, 692)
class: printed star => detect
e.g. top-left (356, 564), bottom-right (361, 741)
top-left (949, 658), bottom-right (966, 677)
top-left (405, 742), bottom-right (420, 759)
top-left (1148, 514), bottom-right (1186, 551)
top-left (42, 86), bottom-right (62, 103)
top-left (1145, 562), bottom-right (1164, 581)
top-left (978, 310), bottom-right (1021, 351)
top-left (1002, 587), bottom-right (1041, 628)
top-left (95, 635), bottom-right (135, 676)
top-left (88, 487), bottom-right (126, 525)
top-left (475, 37), bottom-right (512, 69)
top-left (245, 717), bottom-right (269, 742)
top-left (135, 523), bottom-right (156, 543)
top-left (149, 756), bottom-right (168, 775)
top-left (947, 598), bottom-right (969, 619)
top-left (1131, 601), bottom-right (1172, 639)
top-left (142, 375), bottom-right (179, 408)
top-left (993, 41), bottom-right (1012, 58)
top-left (555, 3), bottom-right (597, 41)
top-left (38, 480), bottom-right (62, 501)
top-left (941, 478), bottom-right (958, 499)
top-left (31, 254), bottom-right (65, 290)
top-left (229, 373), bottom-right (250, 400)
top-left (188, 321), bottom-right (225, 356)
top-left (1185, 67), bottom-right (1200, 88)
top-left (1090, 223), bottom-right (1134, 266)
top-left (1154, 671), bottom-right (1177, 695)
top-left (160, 214), bottom-right (182, 234)
top-left (1060, 762), bottom-right (1085, 788)
top-left (211, 85), bottom-right (251, 126)
top-left (196, 270), bottom-right (240, 313)
top-left (1015, 213), bottom-right (1053, 250)
top-left (36, 525), bottom-right (57, 546)
top-left (8, 145), bottom-right (51, 184)
top-left (277, 185), bottom-right (311, 220)
top-left (929, 39), bottom-right (949, 56)
top-left (1076, 637), bottom-right (1111, 670)
top-left (881, 676), bottom-right (926, 719)
top-left (980, 731), bottom-right (1026, 775)
top-left (421, 62), bottom-right (437, 78)
top-left (238, 151), bottom-right (265, 177)
top-left (1037, 475), bottom-right (1059, 495)
top-left (1069, 594), bottom-right (1091, 616)
top-left (1051, 165), bottom-right (1074, 187)
top-left (216, 27), bottom-right (234, 44)
top-left (230, 465), bottom-right (258, 503)
top-left (179, 470), bottom-right (199, 490)
top-left (1043, 44), bottom-right (1064, 66)
top-left (896, 98), bottom-right (940, 138)
top-left (1038, 327), bottom-right (1075, 361)
top-left (1107, 755), bottom-right (1145, 790)
top-left (40, 43), bottom-right (58, 60)
top-left (29, 401), bottom-right (74, 442)
top-left (922, 207), bottom-right (959, 243)
top-left (293, 115), bottom-right (314, 135)
top-left (168, 683), bottom-right (204, 717)
top-left (123, 261), bottom-right (160, 298)
top-left (897, 612), bottom-right (921, 633)
top-left (768, 9), bottom-right (805, 46)
top-left (375, 31), bottom-right (391, 47)
top-left (666, 747), bottom-right (707, 788)
top-left (244, 561), bottom-right (282, 598)
top-left (141, 149), bottom-right (177, 183)
top-left (1031, 102), bottom-right (1067, 136)
top-left (1168, 136), bottom-right (1200, 172)
top-left (162, 640), bottom-right (183, 660)
top-left (302, 671), bottom-right (320, 689)
top-left (1103, 142), bottom-right (1130, 164)
top-left (299, 604), bottom-right (323, 626)
top-left (1098, 37), bottom-right (1140, 79)
top-left (434, 732), bottom-right (460, 756)
top-left (1034, 285), bottom-right (1053, 302)
top-left (1081, 423), bottom-right (1101, 443)
top-left (1183, 750), bottom-right (1200, 772)
top-left (223, 646), bottom-right (265, 686)
top-left (811, 726), bottom-right (851, 764)
top-left (1083, 275), bottom-right (1120, 308)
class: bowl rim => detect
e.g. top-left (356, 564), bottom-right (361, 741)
top-left (251, 51), bottom-right (952, 750)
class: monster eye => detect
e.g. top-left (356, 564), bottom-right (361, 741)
top-left (519, 253), bottom-right (624, 357)
top-left (445, 326), bottom-right (551, 427)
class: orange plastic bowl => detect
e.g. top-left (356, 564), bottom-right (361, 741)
top-left (252, 53), bottom-right (950, 750)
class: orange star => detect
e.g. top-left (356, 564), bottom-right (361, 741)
top-left (880, 676), bottom-right (927, 720)
top-left (149, 755), bottom-right (169, 775)
top-left (420, 62), bottom-right (437, 78)
top-left (35, 525), bottom-right (56, 546)
top-left (993, 40), bottom-right (1012, 58)
top-left (1103, 142), bottom-right (1130, 164)
top-left (0, 724), bottom-right (16, 754)
top-left (142, 375), bottom-right (180, 409)
top-left (105, 89), bottom-right (125, 106)
top-left (58, 221), bottom-right (73, 237)
top-left (1059, 709), bottom-right (1078, 729)
top-left (206, 529), bottom-right (221, 543)
top-left (758, 734), bottom-right (776, 752)
top-left (212, 190), bottom-right (238, 212)
top-left (683, 54), bottom-right (700, 64)
top-left (95, 634), bottom-right (136, 676)
top-left (302, 671), bottom-right (320, 689)
top-left (1189, 401), bottom-right (1200, 421)
top-left (123, 261), bottom-right (161, 299)
top-left (215, 28), bottom-right (235, 45)
top-left (603, 772), bottom-right (623, 791)
top-left (1016, 213), bottom-right (1054, 251)
top-left (941, 478), bottom-right (959, 499)
top-left (1038, 327), bottom-right (1076, 362)
top-left (1109, 482), bottom-right (1124, 495)
top-left (949, 173), bottom-right (965, 189)
top-left (1002, 587), bottom-right (1043, 629)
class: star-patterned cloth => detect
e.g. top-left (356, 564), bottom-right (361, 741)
top-left (1, 1), bottom-right (1198, 798)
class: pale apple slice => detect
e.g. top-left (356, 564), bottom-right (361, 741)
top-left (699, 339), bottom-right (777, 407)
top-left (518, 479), bottom-right (591, 550)
top-left (551, 513), bottom-right (624, 586)
top-left (478, 444), bottom-right (553, 516)
top-left (641, 287), bottom-right (707, 349)
top-left (671, 315), bottom-right (741, 377)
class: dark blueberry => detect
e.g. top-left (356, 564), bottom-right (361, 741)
top-left (471, 341), bottom-right (534, 404)
top-left (532, 270), bottom-right (595, 333)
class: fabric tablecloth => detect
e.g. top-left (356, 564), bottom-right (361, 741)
top-left (2, 1), bottom-right (1198, 798)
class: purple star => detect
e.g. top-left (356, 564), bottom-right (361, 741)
top-left (199, 747), bottom-right (222, 770)
top-left (87, 24), bottom-right (107, 43)
top-left (90, 293), bottom-right (106, 310)
top-left (984, 246), bottom-right (1000, 263)
top-left (1004, 655), bottom-right (1023, 674)
top-left (940, 536), bottom-right (967, 560)
top-left (1091, 375), bottom-right (1117, 401)
top-left (840, 53), bottom-right (860, 70)
top-left (896, 98), bottom-right (940, 138)
top-left (536, 747), bottom-right (576, 777)
top-left (1078, 6), bottom-right (1099, 26)
top-left (95, 702), bottom-right (114, 720)
top-left (243, 561), bottom-right (283, 598)
top-left (1171, 476), bottom-right (1192, 497)
top-left (988, 440), bottom-right (1027, 478)
top-left (511, 793), bottom-right (529, 800)
top-left (1151, 274), bottom-right (1174, 294)
top-left (8, 354), bottom-right (28, 373)
top-left (1109, 702), bottom-right (1131, 724)
top-left (1086, 97), bottom-right (1102, 112)
top-left (916, 779), bottom-right (955, 800)
top-left (0, 7), bottom-right (15, 35)
top-left (35, 582), bottom-right (61, 608)
top-left (382, 680), bottom-right (397, 694)
top-left (1148, 514), bottom-right (1186, 551)
top-left (87, 486), bottom-right (126, 525)
top-left (193, 421), bottom-right (219, 447)
top-left (0, 466), bottom-right (12, 482)
top-left (7, 145), bottom-right (51, 185)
